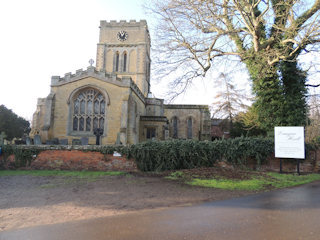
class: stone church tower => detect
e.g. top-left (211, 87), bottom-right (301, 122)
top-left (96, 20), bottom-right (151, 96)
top-left (30, 20), bottom-right (211, 145)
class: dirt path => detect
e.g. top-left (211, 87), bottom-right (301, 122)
top-left (0, 173), bottom-right (255, 232)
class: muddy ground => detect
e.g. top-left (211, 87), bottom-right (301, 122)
top-left (0, 168), bottom-right (263, 232)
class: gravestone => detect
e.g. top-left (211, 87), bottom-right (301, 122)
top-left (59, 139), bottom-right (68, 145)
top-left (34, 135), bottom-right (42, 145)
top-left (26, 137), bottom-right (32, 145)
top-left (0, 132), bottom-right (7, 145)
top-left (93, 128), bottom-right (104, 145)
top-left (164, 130), bottom-right (169, 140)
top-left (46, 140), bottom-right (54, 145)
top-left (81, 137), bottom-right (89, 145)
top-left (72, 139), bottom-right (81, 145)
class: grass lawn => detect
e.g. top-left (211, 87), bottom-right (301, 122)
top-left (2, 169), bottom-right (320, 192)
top-left (166, 170), bottom-right (320, 191)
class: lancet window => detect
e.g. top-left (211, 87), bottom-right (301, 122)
top-left (123, 52), bottom-right (127, 72)
top-left (187, 117), bottom-right (193, 139)
top-left (172, 116), bottom-right (178, 139)
top-left (115, 52), bottom-right (120, 72)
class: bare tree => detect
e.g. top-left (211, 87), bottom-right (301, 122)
top-left (306, 91), bottom-right (320, 142)
top-left (146, 0), bottom-right (320, 129)
top-left (148, 0), bottom-right (320, 79)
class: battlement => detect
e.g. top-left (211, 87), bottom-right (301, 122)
top-left (51, 66), bottom-right (118, 86)
top-left (100, 20), bottom-right (147, 28)
top-left (50, 67), bottom-right (145, 103)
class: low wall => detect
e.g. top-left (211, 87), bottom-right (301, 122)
top-left (245, 150), bottom-right (319, 173)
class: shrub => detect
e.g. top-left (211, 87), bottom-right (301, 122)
top-left (131, 137), bottom-right (274, 172)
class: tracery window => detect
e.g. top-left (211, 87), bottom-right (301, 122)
top-left (73, 89), bottom-right (105, 133)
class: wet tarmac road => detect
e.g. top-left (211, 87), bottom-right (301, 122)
top-left (2, 181), bottom-right (320, 240)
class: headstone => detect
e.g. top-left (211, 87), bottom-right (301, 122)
top-left (46, 140), bottom-right (54, 145)
top-left (59, 139), bottom-right (68, 145)
top-left (81, 137), bottom-right (89, 145)
top-left (26, 137), bottom-right (32, 145)
top-left (34, 135), bottom-right (42, 145)
top-left (72, 139), bottom-right (81, 145)
top-left (14, 139), bottom-right (26, 145)
top-left (52, 138), bottom-right (59, 145)
top-left (0, 132), bottom-right (7, 145)
top-left (93, 128), bottom-right (104, 145)
top-left (164, 130), bottom-right (169, 140)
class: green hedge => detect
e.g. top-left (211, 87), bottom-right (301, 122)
top-left (2, 137), bottom-right (312, 172)
top-left (0, 145), bottom-right (42, 168)
top-left (131, 137), bottom-right (274, 171)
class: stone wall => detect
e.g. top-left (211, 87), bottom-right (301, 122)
top-left (164, 105), bottom-right (211, 140)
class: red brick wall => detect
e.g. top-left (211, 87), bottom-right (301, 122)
top-left (0, 150), bottom-right (136, 171)
top-left (246, 150), bottom-right (319, 173)
top-left (30, 150), bottom-right (137, 171)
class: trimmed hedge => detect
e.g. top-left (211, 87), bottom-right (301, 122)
top-left (3, 137), bottom-right (311, 172)
top-left (131, 137), bottom-right (274, 171)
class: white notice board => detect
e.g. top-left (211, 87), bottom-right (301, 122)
top-left (274, 127), bottom-right (305, 159)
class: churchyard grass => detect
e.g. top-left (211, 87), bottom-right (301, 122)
top-left (167, 171), bottom-right (320, 191)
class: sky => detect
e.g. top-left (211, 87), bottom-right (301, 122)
top-left (0, 0), bottom-right (224, 121)
top-left (2, 1), bottom-right (317, 121)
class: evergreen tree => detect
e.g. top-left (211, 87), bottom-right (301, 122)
top-left (0, 105), bottom-right (30, 141)
top-left (148, 0), bottom-right (320, 131)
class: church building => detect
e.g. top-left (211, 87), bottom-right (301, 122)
top-left (30, 20), bottom-right (211, 145)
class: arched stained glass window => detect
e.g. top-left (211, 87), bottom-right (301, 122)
top-left (72, 88), bottom-right (106, 133)
top-left (86, 117), bottom-right (91, 132)
top-left (73, 117), bottom-right (78, 131)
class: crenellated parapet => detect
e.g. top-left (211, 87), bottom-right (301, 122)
top-left (51, 66), bottom-right (119, 86)
top-left (98, 19), bottom-right (150, 45)
top-left (100, 19), bottom-right (147, 26)
top-left (50, 66), bottom-right (145, 103)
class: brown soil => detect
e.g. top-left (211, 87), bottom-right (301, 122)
top-left (0, 167), bottom-right (265, 232)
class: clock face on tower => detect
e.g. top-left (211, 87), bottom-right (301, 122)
top-left (117, 30), bottom-right (128, 41)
